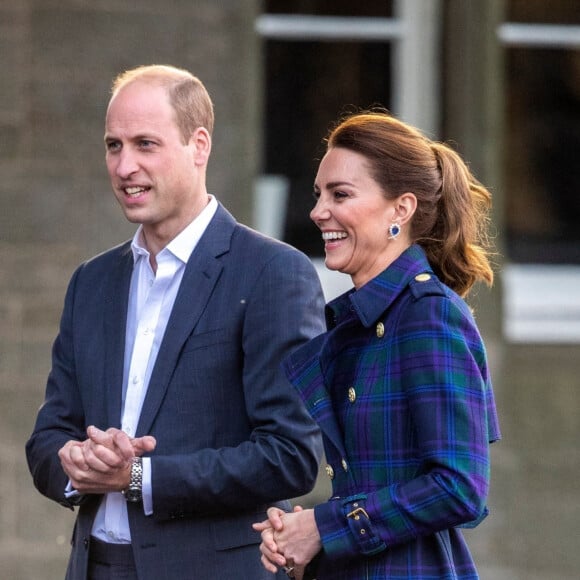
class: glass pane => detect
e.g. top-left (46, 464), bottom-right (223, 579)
top-left (507, 0), bottom-right (580, 25)
top-left (265, 0), bottom-right (392, 18)
top-left (264, 40), bottom-right (392, 256)
top-left (504, 0), bottom-right (580, 262)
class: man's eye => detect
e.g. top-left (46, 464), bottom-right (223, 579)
top-left (312, 190), bottom-right (321, 200)
top-left (106, 141), bottom-right (120, 152)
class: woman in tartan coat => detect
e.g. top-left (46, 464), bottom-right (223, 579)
top-left (254, 111), bottom-right (500, 580)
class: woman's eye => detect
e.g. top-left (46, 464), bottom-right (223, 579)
top-left (333, 190), bottom-right (348, 199)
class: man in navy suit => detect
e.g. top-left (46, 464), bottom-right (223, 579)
top-left (26, 64), bottom-right (325, 580)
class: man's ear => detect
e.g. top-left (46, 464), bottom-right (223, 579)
top-left (190, 127), bottom-right (212, 166)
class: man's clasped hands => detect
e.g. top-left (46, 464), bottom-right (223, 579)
top-left (58, 425), bottom-right (156, 495)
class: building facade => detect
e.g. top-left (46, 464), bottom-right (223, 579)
top-left (1, 1), bottom-right (578, 578)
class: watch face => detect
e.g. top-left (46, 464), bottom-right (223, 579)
top-left (124, 488), bottom-right (142, 502)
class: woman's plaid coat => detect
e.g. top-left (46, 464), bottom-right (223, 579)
top-left (283, 245), bottom-right (501, 579)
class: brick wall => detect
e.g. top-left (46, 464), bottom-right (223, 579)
top-left (0, 2), bottom-right (260, 578)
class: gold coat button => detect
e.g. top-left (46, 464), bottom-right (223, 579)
top-left (376, 322), bottom-right (385, 338)
top-left (341, 458), bottom-right (348, 472)
top-left (325, 464), bottom-right (335, 479)
top-left (348, 387), bottom-right (356, 403)
top-left (415, 273), bottom-right (431, 282)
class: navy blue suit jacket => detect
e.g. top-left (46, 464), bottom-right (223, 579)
top-left (26, 204), bottom-right (325, 579)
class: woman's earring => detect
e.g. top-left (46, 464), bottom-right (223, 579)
top-left (388, 222), bottom-right (401, 240)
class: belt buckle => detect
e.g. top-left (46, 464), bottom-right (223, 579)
top-left (346, 506), bottom-right (369, 520)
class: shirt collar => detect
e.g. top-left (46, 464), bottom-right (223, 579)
top-left (326, 244), bottom-right (434, 329)
top-left (130, 194), bottom-right (218, 265)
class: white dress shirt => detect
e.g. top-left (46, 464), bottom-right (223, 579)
top-left (91, 195), bottom-right (218, 543)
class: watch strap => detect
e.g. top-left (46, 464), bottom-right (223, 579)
top-left (123, 456), bottom-right (143, 502)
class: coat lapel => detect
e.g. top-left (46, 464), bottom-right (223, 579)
top-left (135, 204), bottom-right (234, 436)
top-left (104, 244), bottom-right (133, 428)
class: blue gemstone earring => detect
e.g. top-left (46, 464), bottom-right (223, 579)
top-left (388, 222), bottom-right (401, 240)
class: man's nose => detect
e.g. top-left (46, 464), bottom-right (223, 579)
top-left (115, 150), bottom-right (139, 178)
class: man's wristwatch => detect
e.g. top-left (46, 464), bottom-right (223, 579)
top-left (122, 457), bottom-right (143, 503)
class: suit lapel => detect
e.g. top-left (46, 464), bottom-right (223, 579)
top-left (104, 244), bottom-right (133, 428)
top-left (135, 204), bottom-right (234, 436)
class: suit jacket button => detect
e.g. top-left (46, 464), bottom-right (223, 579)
top-left (348, 387), bottom-right (356, 403)
top-left (83, 538), bottom-right (89, 549)
top-left (325, 464), bottom-right (335, 479)
top-left (341, 458), bottom-right (348, 472)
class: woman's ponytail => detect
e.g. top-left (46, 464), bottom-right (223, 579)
top-left (423, 143), bottom-right (493, 296)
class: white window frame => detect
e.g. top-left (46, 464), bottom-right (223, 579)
top-left (255, 0), bottom-right (442, 134)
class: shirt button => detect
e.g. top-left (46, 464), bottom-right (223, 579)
top-left (123, 426), bottom-right (132, 436)
top-left (132, 375), bottom-right (139, 384)
top-left (348, 387), bottom-right (356, 403)
top-left (325, 464), bottom-right (335, 479)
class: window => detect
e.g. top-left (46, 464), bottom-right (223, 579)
top-left (499, 0), bottom-right (580, 341)
top-left (263, 39), bottom-right (392, 256)
top-left (256, 1), bottom-right (440, 265)
top-left (501, 1), bottom-right (580, 263)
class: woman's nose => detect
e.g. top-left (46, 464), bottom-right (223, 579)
top-left (310, 196), bottom-right (329, 223)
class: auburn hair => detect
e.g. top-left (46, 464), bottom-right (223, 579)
top-left (327, 111), bottom-right (493, 296)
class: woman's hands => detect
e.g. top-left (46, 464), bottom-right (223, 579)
top-left (253, 505), bottom-right (322, 579)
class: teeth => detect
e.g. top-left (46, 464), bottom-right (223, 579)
top-left (322, 231), bottom-right (347, 241)
top-left (125, 186), bottom-right (146, 196)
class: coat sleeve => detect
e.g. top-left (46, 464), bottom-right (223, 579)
top-left (314, 290), bottom-right (499, 559)
top-left (150, 247), bottom-right (326, 519)
top-left (25, 266), bottom-right (87, 508)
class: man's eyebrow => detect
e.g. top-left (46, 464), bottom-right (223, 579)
top-left (104, 133), bottom-right (158, 143)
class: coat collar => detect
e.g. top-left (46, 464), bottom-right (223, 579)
top-left (326, 244), bottom-right (434, 329)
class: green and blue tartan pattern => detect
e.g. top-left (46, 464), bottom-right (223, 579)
top-left (283, 245), bottom-right (500, 579)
